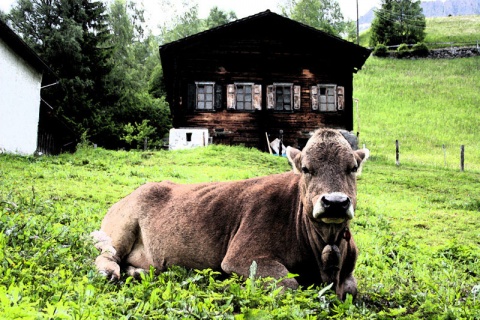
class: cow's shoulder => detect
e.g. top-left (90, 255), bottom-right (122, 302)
top-left (135, 181), bottom-right (177, 205)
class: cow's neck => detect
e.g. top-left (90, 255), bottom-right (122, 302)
top-left (299, 205), bottom-right (349, 270)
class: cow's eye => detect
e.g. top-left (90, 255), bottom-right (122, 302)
top-left (350, 166), bottom-right (358, 174)
top-left (301, 166), bottom-right (310, 174)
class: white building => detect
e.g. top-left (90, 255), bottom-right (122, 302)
top-left (0, 20), bottom-right (56, 155)
top-left (169, 128), bottom-right (210, 150)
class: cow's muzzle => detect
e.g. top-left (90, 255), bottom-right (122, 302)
top-left (312, 192), bottom-right (354, 224)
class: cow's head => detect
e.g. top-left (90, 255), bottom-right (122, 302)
top-left (287, 129), bottom-right (369, 226)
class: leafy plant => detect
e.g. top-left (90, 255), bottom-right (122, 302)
top-left (373, 44), bottom-right (389, 57)
top-left (411, 42), bottom-right (430, 57)
top-left (396, 43), bottom-right (410, 58)
top-left (121, 119), bottom-right (157, 149)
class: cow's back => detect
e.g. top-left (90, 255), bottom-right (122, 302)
top-left (133, 172), bottom-right (302, 272)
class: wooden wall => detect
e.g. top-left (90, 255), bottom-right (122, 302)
top-left (161, 12), bottom-right (366, 151)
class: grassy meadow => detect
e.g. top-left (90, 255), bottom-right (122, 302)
top-left (358, 15), bottom-right (480, 47)
top-left (424, 15), bottom-right (480, 46)
top-left (1, 17), bottom-right (480, 319)
top-left (354, 56), bottom-right (480, 171)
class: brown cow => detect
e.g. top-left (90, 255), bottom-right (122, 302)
top-left (92, 129), bottom-right (369, 299)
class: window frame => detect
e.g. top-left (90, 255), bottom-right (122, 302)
top-left (195, 81), bottom-right (215, 111)
top-left (227, 82), bottom-right (262, 112)
top-left (267, 83), bottom-right (301, 113)
top-left (311, 84), bottom-right (345, 112)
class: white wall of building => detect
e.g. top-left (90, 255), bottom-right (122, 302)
top-left (169, 128), bottom-right (210, 150)
top-left (0, 38), bottom-right (42, 155)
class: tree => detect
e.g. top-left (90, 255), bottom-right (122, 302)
top-left (159, 3), bottom-right (202, 44)
top-left (204, 6), bottom-right (237, 30)
top-left (7, 0), bottom-right (171, 149)
top-left (281, 0), bottom-right (347, 37)
top-left (159, 3), bottom-right (237, 44)
top-left (104, 0), bottom-right (171, 148)
top-left (370, 0), bottom-right (426, 47)
top-left (7, 0), bottom-right (113, 145)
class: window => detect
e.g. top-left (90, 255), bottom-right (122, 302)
top-left (267, 83), bottom-right (301, 111)
top-left (227, 83), bottom-right (262, 111)
top-left (236, 84), bottom-right (253, 110)
top-left (275, 84), bottom-right (292, 111)
top-left (196, 82), bottom-right (215, 110)
top-left (311, 84), bottom-right (345, 112)
top-left (188, 82), bottom-right (222, 111)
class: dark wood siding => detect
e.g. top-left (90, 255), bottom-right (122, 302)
top-left (160, 11), bottom-right (370, 151)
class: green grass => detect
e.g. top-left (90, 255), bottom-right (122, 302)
top-left (1, 19), bottom-right (480, 319)
top-left (425, 15), bottom-right (480, 46)
top-left (354, 56), bottom-right (480, 171)
top-left (1, 143), bottom-right (480, 318)
top-left (358, 15), bottom-right (480, 48)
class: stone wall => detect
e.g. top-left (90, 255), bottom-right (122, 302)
top-left (428, 47), bottom-right (480, 59)
top-left (384, 46), bottom-right (480, 59)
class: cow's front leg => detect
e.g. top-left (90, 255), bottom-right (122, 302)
top-left (221, 256), bottom-right (299, 289)
top-left (339, 274), bottom-right (357, 300)
top-left (91, 230), bottom-right (122, 280)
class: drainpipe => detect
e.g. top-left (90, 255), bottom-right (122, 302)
top-left (353, 98), bottom-right (360, 138)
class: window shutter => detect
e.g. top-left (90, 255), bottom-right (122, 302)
top-left (311, 86), bottom-right (318, 110)
top-left (293, 85), bottom-right (301, 110)
top-left (215, 84), bottom-right (222, 109)
top-left (253, 84), bottom-right (262, 110)
top-left (337, 86), bottom-right (345, 111)
top-left (227, 84), bottom-right (235, 109)
top-left (267, 85), bottom-right (274, 109)
top-left (188, 84), bottom-right (196, 110)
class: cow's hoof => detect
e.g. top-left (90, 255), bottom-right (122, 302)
top-left (98, 269), bottom-right (120, 282)
top-left (125, 266), bottom-right (147, 279)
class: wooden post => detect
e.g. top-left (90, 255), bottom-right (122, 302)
top-left (460, 145), bottom-right (464, 171)
top-left (354, 98), bottom-right (360, 138)
top-left (144, 138), bottom-right (148, 151)
top-left (395, 140), bottom-right (400, 166)
top-left (279, 130), bottom-right (283, 156)
top-left (265, 132), bottom-right (273, 154)
top-left (442, 144), bottom-right (446, 167)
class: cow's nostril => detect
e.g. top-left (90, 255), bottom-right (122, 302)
top-left (342, 197), bottom-right (351, 209)
top-left (321, 195), bottom-right (331, 208)
top-left (322, 194), bottom-right (350, 211)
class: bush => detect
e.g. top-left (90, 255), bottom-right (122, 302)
top-left (396, 43), bottom-right (410, 58)
top-left (373, 44), bottom-right (389, 57)
top-left (411, 42), bottom-right (430, 57)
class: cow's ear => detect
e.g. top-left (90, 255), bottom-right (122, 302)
top-left (354, 148), bottom-right (370, 177)
top-left (286, 146), bottom-right (302, 174)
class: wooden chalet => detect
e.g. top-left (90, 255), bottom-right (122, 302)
top-left (160, 10), bottom-right (371, 151)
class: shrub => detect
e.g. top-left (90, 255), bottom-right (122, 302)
top-left (396, 43), bottom-right (410, 58)
top-left (411, 42), bottom-right (430, 57)
top-left (373, 44), bottom-right (389, 57)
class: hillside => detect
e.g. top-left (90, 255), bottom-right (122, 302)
top-left (359, 0), bottom-right (480, 28)
top-left (358, 14), bottom-right (480, 47)
top-left (353, 57), bottom-right (480, 171)
top-left (424, 15), bottom-right (480, 44)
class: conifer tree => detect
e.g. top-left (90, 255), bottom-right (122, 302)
top-left (370, 0), bottom-right (426, 47)
top-left (8, 0), bottom-right (113, 144)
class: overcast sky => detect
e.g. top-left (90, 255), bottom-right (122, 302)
top-left (0, 0), bottom-right (381, 29)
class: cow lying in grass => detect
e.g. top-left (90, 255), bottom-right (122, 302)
top-left (92, 128), bottom-right (369, 299)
